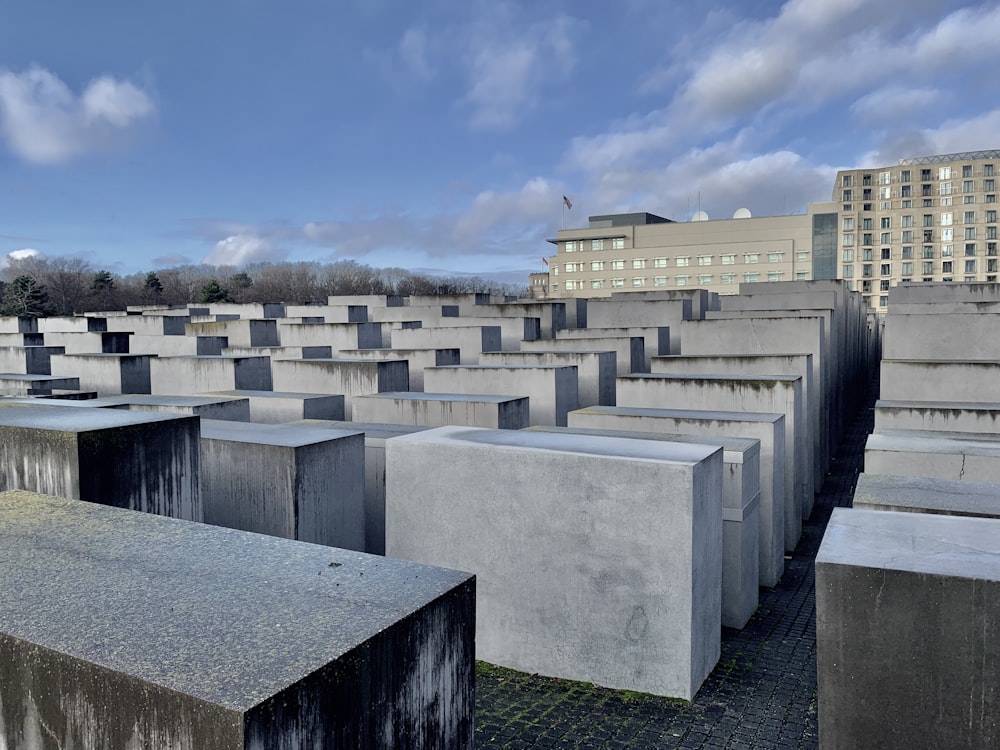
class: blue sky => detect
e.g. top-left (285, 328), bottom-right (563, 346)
top-left (2, 0), bottom-right (1000, 285)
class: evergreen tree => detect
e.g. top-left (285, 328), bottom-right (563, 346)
top-left (144, 271), bottom-right (163, 295)
top-left (199, 279), bottom-right (234, 303)
top-left (0, 275), bottom-right (55, 318)
top-left (91, 269), bottom-right (115, 293)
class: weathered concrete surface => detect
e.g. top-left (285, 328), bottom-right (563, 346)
top-left (271, 359), bottom-right (409, 419)
top-left (353, 392), bottom-right (530, 430)
top-left (150, 355), bottom-right (273, 394)
top-left (0, 490), bottom-right (475, 749)
top-left (205, 389), bottom-right (345, 423)
top-left (874, 400), bottom-right (1000, 435)
top-left (200, 420), bottom-right (366, 550)
top-left (864, 430), bottom-right (1000, 482)
top-left (0, 403), bottom-right (201, 520)
top-left (386, 426), bottom-right (722, 700)
top-left (853, 472), bottom-right (1000, 519)
top-left (817, 508), bottom-right (1000, 750)
top-left (99, 394), bottom-right (251, 421)
top-left (480, 350), bottom-right (616, 408)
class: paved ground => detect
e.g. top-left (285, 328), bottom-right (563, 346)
top-left (475, 381), bottom-right (876, 749)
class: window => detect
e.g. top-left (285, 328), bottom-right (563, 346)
top-left (902, 246), bottom-right (913, 259)
top-left (940, 167), bottom-right (952, 180)
top-left (796, 251), bottom-right (809, 262)
top-left (863, 248), bottom-right (874, 261)
top-left (881, 201), bottom-right (892, 211)
top-left (988, 227), bottom-right (998, 240)
top-left (591, 239), bottom-right (604, 251)
top-left (863, 188), bottom-right (873, 200)
top-left (744, 253), bottom-right (759, 264)
top-left (675, 275), bottom-right (689, 286)
top-left (653, 257), bottom-right (668, 268)
top-left (880, 280), bottom-right (890, 291)
top-left (963, 165), bottom-right (974, 178)
top-left (990, 242), bottom-right (998, 256)
top-left (676, 256), bottom-right (690, 267)
top-left (881, 232), bottom-right (891, 244)
top-left (863, 218), bottom-right (873, 230)
top-left (843, 217), bottom-right (855, 230)
top-left (942, 229), bottom-right (954, 241)
top-left (564, 262), bottom-right (581, 272)
top-left (942, 245), bottom-right (953, 257)
top-left (922, 214), bottom-right (933, 226)
top-left (989, 195), bottom-right (997, 203)
top-left (632, 277), bottom-right (645, 287)
top-left (879, 187), bottom-right (891, 200)
top-left (591, 261), bottom-right (604, 271)
top-left (862, 264), bottom-right (873, 277)
top-left (987, 210), bottom-right (997, 223)
top-left (698, 274), bottom-right (713, 285)
top-left (922, 184), bottom-right (933, 197)
top-left (653, 276), bottom-right (668, 287)
top-left (842, 190), bottom-right (853, 202)
top-left (940, 182), bottom-right (952, 195)
top-left (902, 262), bottom-right (913, 275)
top-left (943, 261), bottom-right (953, 273)
top-left (632, 258), bottom-right (646, 269)
top-left (721, 254), bottom-right (736, 265)
top-left (767, 252), bottom-right (783, 263)
top-left (743, 272), bottom-right (760, 283)
top-left (881, 248), bottom-right (891, 260)
top-left (964, 180), bottom-right (974, 193)
top-left (966, 227), bottom-right (977, 240)
top-left (843, 249), bottom-right (854, 261)
top-left (767, 272), bottom-right (783, 282)
top-left (923, 261), bottom-right (934, 274)
top-left (842, 265), bottom-right (854, 277)
top-left (902, 199), bottom-right (913, 208)
top-left (842, 234), bottom-right (855, 246)
top-left (990, 259), bottom-right (999, 273)
top-left (611, 277), bottom-right (624, 288)
top-left (966, 260), bottom-right (977, 273)
top-left (863, 233), bottom-right (874, 245)
top-left (564, 280), bottom-right (579, 290)
top-left (965, 211), bottom-right (976, 224)
top-left (880, 295), bottom-right (888, 308)
top-left (880, 171), bottom-right (891, 185)
top-left (591, 279), bottom-right (604, 289)
top-left (901, 185), bottom-right (912, 198)
top-left (552, 266), bottom-right (559, 276)
top-left (796, 271), bottom-right (808, 280)
top-left (863, 174), bottom-right (873, 186)
top-left (842, 175), bottom-right (854, 187)
top-left (720, 273), bottom-right (736, 284)
top-left (611, 259), bottom-right (625, 270)
top-left (986, 165), bottom-right (995, 177)
top-left (967, 243), bottom-right (977, 256)
top-left (565, 241), bottom-right (577, 252)
top-left (551, 283), bottom-right (559, 291)
top-left (923, 199), bottom-right (934, 207)
top-left (987, 179), bottom-right (996, 192)
top-left (921, 169), bottom-right (932, 180)
top-left (965, 195), bottom-right (976, 204)
top-left (863, 280), bottom-right (872, 292)
top-left (941, 212), bottom-right (953, 226)
top-left (924, 230), bottom-right (934, 242)
top-left (901, 170), bottom-right (911, 182)
top-left (881, 263), bottom-right (891, 276)
top-left (612, 238), bottom-right (625, 250)
top-left (698, 255), bottom-right (713, 266)
top-left (902, 230), bottom-right (913, 243)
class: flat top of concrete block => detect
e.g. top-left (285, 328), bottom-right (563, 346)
top-left (0, 402), bottom-right (195, 430)
top-left (296, 419), bottom-right (434, 440)
top-left (361, 392), bottom-right (525, 404)
top-left (523, 425), bottom-right (759, 461)
top-left (573, 405), bottom-right (784, 424)
top-left (854, 472), bottom-right (1000, 518)
top-left (882, 358), bottom-right (1000, 366)
top-left (397, 424), bottom-right (719, 465)
top-left (818, 507), bottom-right (1000, 580)
top-left (0, 490), bottom-right (472, 710)
top-left (100, 395), bottom-right (247, 408)
top-left (621, 373), bottom-right (800, 385)
top-left (200, 419), bottom-right (363, 447)
top-left (483, 351), bottom-right (613, 359)
top-left (205, 389), bottom-right (342, 401)
top-left (0, 397), bottom-right (113, 408)
top-left (153, 355), bottom-right (267, 362)
top-left (429, 364), bottom-right (575, 371)
top-left (868, 430), bottom-right (1000, 455)
top-left (0, 373), bottom-right (75, 382)
top-left (876, 399), bottom-right (1000, 411)
top-left (51, 353), bottom-right (151, 360)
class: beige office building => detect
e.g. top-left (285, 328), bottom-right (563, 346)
top-left (541, 149), bottom-right (1000, 314)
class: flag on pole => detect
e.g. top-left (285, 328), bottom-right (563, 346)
top-left (542, 257), bottom-right (549, 266)
top-left (562, 195), bottom-right (573, 210)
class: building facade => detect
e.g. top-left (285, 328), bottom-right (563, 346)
top-left (540, 149), bottom-right (1000, 314)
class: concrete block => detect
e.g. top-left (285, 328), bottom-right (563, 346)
top-left (206, 389), bottom-right (346, 423)
top-left (99, 394), bottom-right (251, 421)
top-left (386, 426), bottom-right (722, 700)
top-left (0, 374), bottom-right (80, 396)
top-left (150, 355), bottom-right (273, 394)
top-left (523, 335), bottom-right (644, 375)
top-left (0, 490), bottom-right (474, 748)
top-left (480, 350), bottom-right (616, 407)
top-left (200, 421), bottom-right (365, 550)
top-left (569, 404), bottom-right (786, 585)
top-left (875, 400), bottom-right (1000, 435)
top-left (353, 392), bottom-right (530, 430)
top-left (336, 348), bottom-right (461, 391)
top-left (270, 359), bottom-right (408, 419)
top-left (389, 325), bottom-right (501, 364)
top-left (853, 472), bottom-right (1000, 519)
top-left (817, 507), bottom-right (1000, 749)
top-left (880, 360), bottom-right (1000, 402)
top-left (0, 403), bottom-right (200, 520)
top-left (865, 430), bottom-right (1000, 482)
top-left (0, 345), bottom-right (64, 375)
top-left (423, 365), bottom-right (578, 427)
top-left (50, 353), bottom-right (153, 395)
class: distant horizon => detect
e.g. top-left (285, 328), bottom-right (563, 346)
top-left (3, 1), bottom-right (999, 281)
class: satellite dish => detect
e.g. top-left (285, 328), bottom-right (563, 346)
top-left (692, 210), bottom-right (709, 222)
top-left (733, 207), bottom-right (752, 219)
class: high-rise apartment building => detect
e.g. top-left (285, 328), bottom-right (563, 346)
top-left (541, 149), bottom-right (1000, 314)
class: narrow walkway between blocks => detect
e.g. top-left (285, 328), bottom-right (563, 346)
top-left (475, 378), bottom-right (878, 750)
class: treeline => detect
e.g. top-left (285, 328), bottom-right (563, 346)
top-left (0, 257), bottom-right (527, 317)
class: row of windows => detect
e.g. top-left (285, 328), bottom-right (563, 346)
top-left (564, 238), bottom-right (626, 252)
top-left (842, 259), bottom-right (997, 278)
top-left (844, 180), bottom-right (998, 202)
top-left (842, 164), bottom-right (996, 188)
top-left (559, 251), bottom-right (807, 273)
top-left (842, 194), bottom-right (998, 212)
top-left (843, 243), bottom-right (999, 261)
top-left (843, 211), bottom-right (1000, 231)
top-left (554, 272), bottom-right (805, 291)
top-left (844, 226), bottom-right (997, 247)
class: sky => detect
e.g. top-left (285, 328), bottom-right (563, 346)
top-left (2, 0), bottom-right (1000, 286)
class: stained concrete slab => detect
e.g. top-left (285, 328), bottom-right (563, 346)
top-left (0, 490), bottom-right (475, 749)
top-left (854, 472), bottom-right (1000, 519)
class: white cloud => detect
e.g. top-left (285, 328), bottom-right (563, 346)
top-left (203, 234), bottom-right (287, 266)
top-left (850, 86), bottom-right (942, 127)
top-left (0, 66), bottom-right (155, 164)
top-left (0, 248), bottom-right (41, 270)
top-left (398, 27), bottom-right (434, 82)
top-left (461, 12), bottom-right (582, 130)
